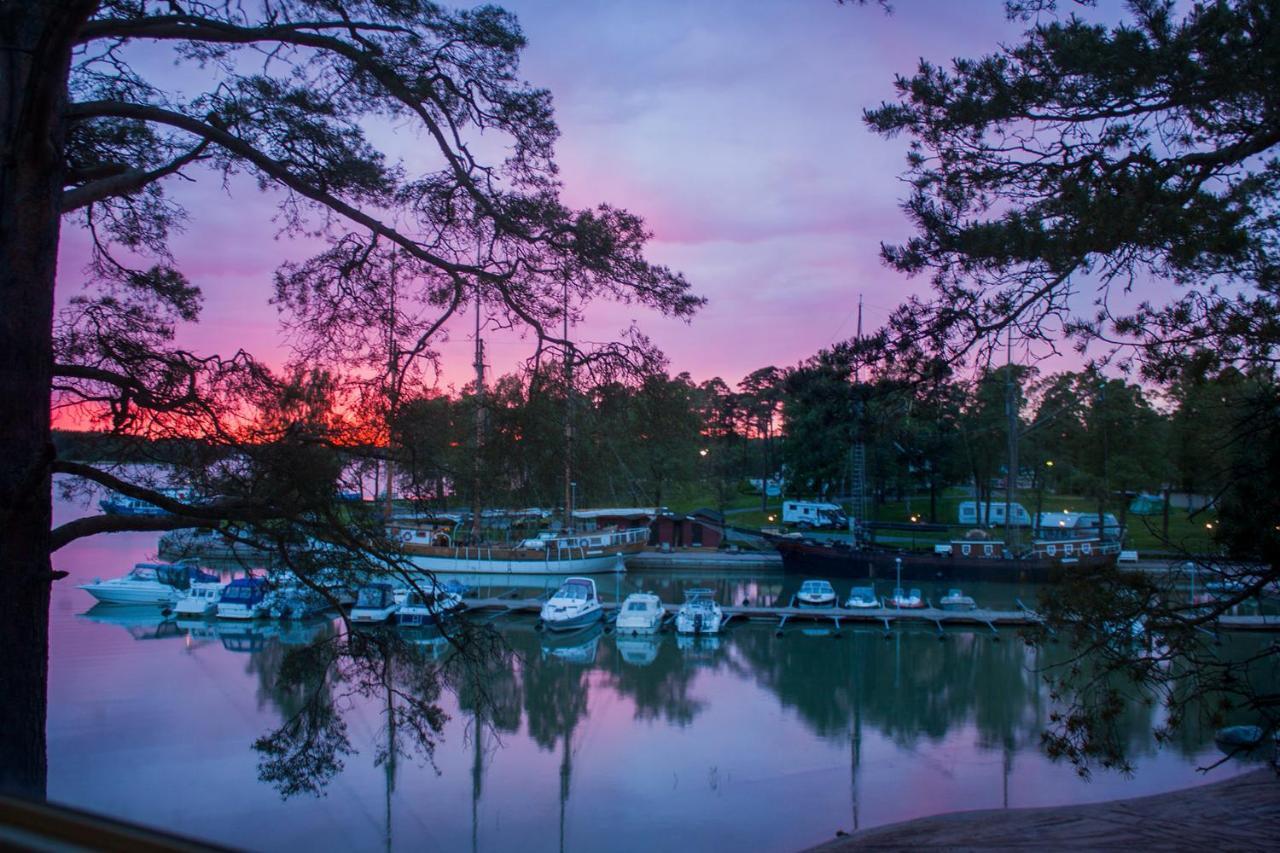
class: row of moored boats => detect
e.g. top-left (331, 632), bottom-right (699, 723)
top-left (541, 578), bottom-right (725, 635)
top-left (795, 579), bottom-right (978, 611)
top-left (78, 561), bottom-right (466, 627)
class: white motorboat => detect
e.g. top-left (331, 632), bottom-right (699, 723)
top-left (844, 585), bottom-right (878, 609)
top-left (615, 592), bottom-right (665, 634)
top-left (263, 584), bottom-right (330, 620)
top-left (795, 579), bottom-right (837, 608)
top-left (939, 589), bottom-right (977, 611)
top-left (888, 587), bottom-right (925, 609)
top-left (675, 588), bottom-right (723, 635)
top-left (78, 561), bottom-right (219, 606)
top-left (396, 584), bottom-right (466, 627)
top-left (173, 581), bottom-right (225, 617)
top-left (351, 583), bottom-right (401, 623)
top-left (217, 577), bottom-right (272, 620)
top-left (539, 577), bottom-right (604, 632)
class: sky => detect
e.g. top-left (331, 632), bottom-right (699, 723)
top-left (55, 0), bottom-right (1041, 394)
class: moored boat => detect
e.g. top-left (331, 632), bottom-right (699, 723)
top-left (174, 581), bottom-right (225, 617)
top-left (675, 588), bottom-right (723, 635)
top-left (393, 524), bottom-right (647, 575)
top-left (350, 583), bottom-right (401, 624)
top-left (795, 579), bottom-right (837, 608)
top-left (615, 592), bottom-right (665, 633)
top-left (844, 585), bottom-right (878, 609)
top-left (78, 561), bottom-right (220, 606)
top-left (539, 577), bottom-right (604, 632)
top-left (888, 587), bottom-right (925, 609)
top-left (396, 584), bottom-right (466, 627)
top-left (216, 577), bottom-right (271, 620)
top-left (939, 589), bottom-right (977, 611)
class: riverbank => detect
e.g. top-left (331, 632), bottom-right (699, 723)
top-left (807, 767), bottom-right (1279, 851)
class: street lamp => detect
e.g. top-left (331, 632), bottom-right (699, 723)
top-left (699, 448), bottom-right (708, 457)
top-left (909, 514), bottom-right (920, 551)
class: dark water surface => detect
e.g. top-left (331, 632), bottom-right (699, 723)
top-left (47, 491), bottom-right (1263, 852)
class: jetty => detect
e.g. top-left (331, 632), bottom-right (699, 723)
top-left (461, 593), bottom-right (1279, 635)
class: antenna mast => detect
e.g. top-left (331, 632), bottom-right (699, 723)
top-left (471, 293), bottom-right (485, 543)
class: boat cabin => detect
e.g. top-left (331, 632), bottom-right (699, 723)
top-left (946, 539), bottom-right (1008, 558)
top-left (957, 500), bottom-right (1032, 527)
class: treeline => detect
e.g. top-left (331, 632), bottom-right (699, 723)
top-left (386, 349), bottom-right (1275, 543)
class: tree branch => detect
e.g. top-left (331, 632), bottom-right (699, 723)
top-left (51, 514), bottom-right (215, 552)
top-left (60, 137), bottom-right (210, 212)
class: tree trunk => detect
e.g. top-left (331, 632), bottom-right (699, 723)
top-left (0, 0), bottom-right (93, 800)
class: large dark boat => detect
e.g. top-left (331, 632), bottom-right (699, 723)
top-left (772, 533), bottom-right (1120, 583)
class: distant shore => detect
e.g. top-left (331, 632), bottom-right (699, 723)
top-left (806, 767), bottom-right (1278, 852)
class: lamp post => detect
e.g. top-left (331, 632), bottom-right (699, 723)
top-left (909, 514), bottom-right (920, 552)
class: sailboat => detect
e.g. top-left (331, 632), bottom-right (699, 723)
top-left (391, 292), bottom-right (648, 575)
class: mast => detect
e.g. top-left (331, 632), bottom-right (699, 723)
top-left (562, 279), bottom-right (574, 532)
top-left (850, 295), bottom-right (868, 542)
top-left (1004, 330), bottom-right (1018, 549)
top-left (472, 294), bottom-right (485, 543)
top-left (384, 257), bottom-right (399, 521)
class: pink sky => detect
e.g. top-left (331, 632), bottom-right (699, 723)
top-left (55, 1), bottom-right (1037, 394)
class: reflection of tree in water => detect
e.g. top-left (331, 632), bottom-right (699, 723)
top-left (249, 621), bottom-right (507, 800)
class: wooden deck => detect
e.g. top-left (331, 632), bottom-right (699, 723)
top-left (462, 593), bottom-right (1279, 634)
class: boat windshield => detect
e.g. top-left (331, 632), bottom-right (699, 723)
top-left (357, 587), bottom-right (391, 608)
top-left (800, 581), bottom-right (832, 593)
top-left (683, 588), bottom-right (713, 602)
top-left (222, 583), bottom-right (261, 602)
top-left (626, 601), bottom-right (649, 612)
top-left (126, 567), bottom-right (159, 582)
top-left (851, 587), bottom-right (874, 599)
top-left (557, 581), bottom-right (593, 601)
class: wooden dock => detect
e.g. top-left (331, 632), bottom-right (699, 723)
top-left (461, 594), bottom-right (1279, 635)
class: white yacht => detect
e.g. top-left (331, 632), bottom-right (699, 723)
top-left (615, 592), bottom-right (665, 634)
top-left (174, 581), bottom-right (224, 617)
top-left (216, 577), bottom-right (271, 620)
top-left (539, 577), bottom-right (604, 632)
top-left (844, 586), bottom-right (878, 609)
top-left (675, 588), bottom-right (723, 635)
top-left (350, 583), bottom-right (400, 624)
top-left (795, 579), bottom-right (837, 607)
top-left (78, 561), bottom-right (219, 606)
top-left (396, 584), bottom-right (466, 627)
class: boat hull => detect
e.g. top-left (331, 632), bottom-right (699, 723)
top-left (77, 584), bottom-right (179, 606)
top-left (405, 550), bottom-right (628, 575)
top-left (774, 539), bottom-right (1117, 582)
top-left (540, 606), bottom-right (603, 632)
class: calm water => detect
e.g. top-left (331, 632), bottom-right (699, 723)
top-left (47, 489), bottom-right (1266, 852)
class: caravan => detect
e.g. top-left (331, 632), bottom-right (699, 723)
top-left (782, 501), bottom-right (849, 530)
top-left (957, 500), bottom-right (1032, 527)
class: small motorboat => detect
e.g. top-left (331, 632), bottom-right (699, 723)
top-left (78, 561), bottom-right (219, 606)
top-left (939, 589), bottom-right (977, 611)
top-left (844, 586), bottom-right (878, 609)
top-left (539, 577), bottom-right (604, 632)
top-left (888, 587), bottom-right (925, 609)
top-left (796, 579), bottom-right (837, 607)
top-left (216, 576), bottom-right (271, 620)
top-left (263, 584), bottom-right (330, 620)
top-left (351, 582), bottom-right (401, 624)
top-left (615, 592), bottom-right (665, 634)
top-left (173, 581), bottom-right (225, 617)
top-left (396, 583), bottom-right (466, 627)
top-left (675, 588), bottom-right (723, 635)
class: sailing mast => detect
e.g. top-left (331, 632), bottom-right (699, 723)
top-left (1004, 330), bottom-right (1018, 549)
top-left (850, 295), bottom-right (868, 542)
top-left (472, 294), bottom-right (486, 543)
top-left (562, 278), bottom-right (574, 533)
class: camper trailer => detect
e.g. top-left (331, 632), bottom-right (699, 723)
top-left (782, 501), bottom-right (849, 530)
top-left (958, 500), bottom-right (1032, 527)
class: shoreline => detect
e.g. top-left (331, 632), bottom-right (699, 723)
top-left (806, 767), bottom-right (1279, 851)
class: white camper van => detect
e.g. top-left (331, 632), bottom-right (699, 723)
top-left (958, 500), bottom-right (1032, 527)
top-left (782, 501), bottom-right (849, 530)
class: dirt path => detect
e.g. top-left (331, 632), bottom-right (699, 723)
top-left (807, 768), bottom-right (1279, 851)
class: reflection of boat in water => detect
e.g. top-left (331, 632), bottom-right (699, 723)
top-left (540, 622), bottom-right (603, 664)
top-left (615, 632), bottom-right (661, 666)
top-left (401, 624), bottom-right (454, 659)
top-left (539, 577), bottom-right (604, 632)
top-left (77, 605), bottom-right (182, 640)
top-left (888, 587), bottom-right (925, 609)
top-left (615, 592), bottom-right (664, 634)
top-left (675, 588), bottom-right (723, 635)
top-left (78, 561), bottom-right (219, 605)
top-left (675, 632), bottom-right (721, 656)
